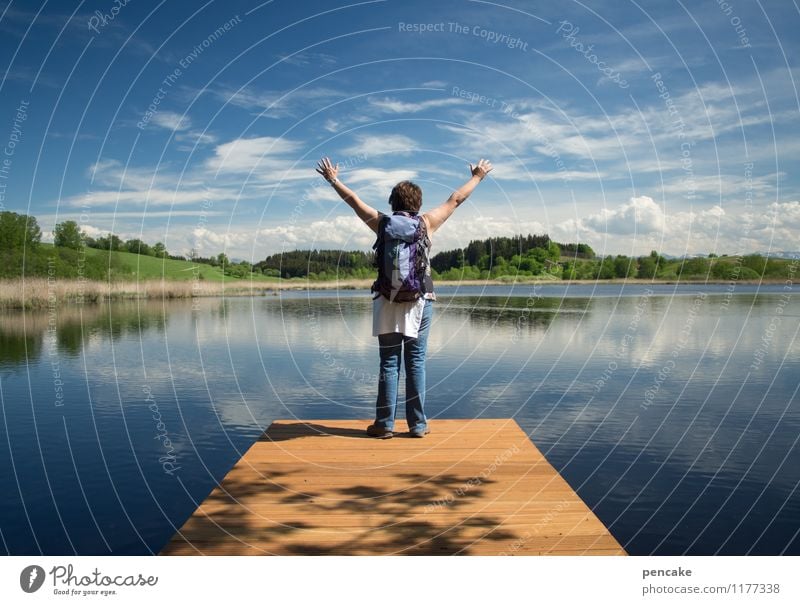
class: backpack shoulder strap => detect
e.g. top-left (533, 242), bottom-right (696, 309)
top-left (372, 213), bottom-right (390, 250)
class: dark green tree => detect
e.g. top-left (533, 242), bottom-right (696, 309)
top-left (613, 255), bottom-right (636, 278)
top-left (125, 238), bottom-right (151, 256)
top-left (53, 220), bottom-right (84, 250)
top-left (0, 211), bottom-right (41, 250)
top-left (637, 256), bottom-right (657, 278)
top-left (94, 234), bottom-right (123, 251)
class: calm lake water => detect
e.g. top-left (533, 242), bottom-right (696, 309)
top-left (1, 283), bottom-right (798, 555)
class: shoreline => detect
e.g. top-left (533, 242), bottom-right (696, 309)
top-left (0, 276), bottom-right (787, 309)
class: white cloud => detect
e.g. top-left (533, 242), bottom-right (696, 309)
top-left (63, 187), bottom-right (237, 207)
top-left (206, 136), bottom-right (303, 175)
top-left (367, 96), bottom-right (466, 114)
top-left (428, 217), bottom-right (549, 253)
top-left (658, 172), bottom-right (780, 198)
top-left (150, 111), bottom-right (191, 131)
top-left (346, 168), bottom-right (418, 192)
top-left (547, 196), bottom-right (800, 256)
top-left (488, 162), bottom-right (606, 183)
top-left (583, 195), bottom-right (667, 235)
top-left (80, 196), bottom-right (800, 262)
top-left (185, 215), bottom-right (377, 258)
top-left (214, 85), bottom-right (347, 118)
top-left (174, 130), bottom-right (217, 146)
top-left (60, 158), bottom-right (240, 208)
top-left (342, 134), bottom-right (417, 158)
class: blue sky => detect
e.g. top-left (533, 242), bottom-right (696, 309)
top-left (1, 0), bottom-right (798, 260)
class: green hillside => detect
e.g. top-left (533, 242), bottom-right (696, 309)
top-left (43, 243), bottom-right (277, 283)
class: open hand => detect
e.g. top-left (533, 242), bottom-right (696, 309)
top-left (316, 157), bottom-right (339, 182)
top-left (470, 159), bottom-right (493, 180)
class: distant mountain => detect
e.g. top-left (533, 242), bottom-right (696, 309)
top-left (756, 251), bottom-right (800, 260)
top-left (660, 251), bottom-right (800, 260)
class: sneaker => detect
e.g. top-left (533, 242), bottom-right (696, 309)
top-left (409, 425), bottom-right (430, 438)
top-left (366, 424), bottom-right (393, 439)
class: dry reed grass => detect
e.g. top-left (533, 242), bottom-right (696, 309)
top-left (0, 278), bottom-right (373, 309)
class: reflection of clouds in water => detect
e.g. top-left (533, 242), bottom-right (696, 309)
top-left (257, 297), bottom-right (375, 355)
top-left (2, 286), bottom-right (798, 555)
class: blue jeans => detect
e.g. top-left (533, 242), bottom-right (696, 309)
top-left (375, 299), bottom-right (433, 431)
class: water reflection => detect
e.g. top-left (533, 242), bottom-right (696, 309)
top-left (0, 286), bottom-right (797, 555)
top-left (0, 302), bottom-right (168, 367)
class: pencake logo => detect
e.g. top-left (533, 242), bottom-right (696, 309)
top-left (20, 565), bottom-right (45, 593)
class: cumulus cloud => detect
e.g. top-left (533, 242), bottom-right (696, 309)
top-left (552, 196), bottom-right (800, 256)
top-left (583, 195), bottom-right (666, 235)
top-left (107, 196), bottom-right (800, 262)
top-left (185, 215), bottom-right (376, 259)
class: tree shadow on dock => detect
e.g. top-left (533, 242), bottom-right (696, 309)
top-left (164, 426), bottom-right (519, 555)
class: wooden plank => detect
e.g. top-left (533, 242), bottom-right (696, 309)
top-left (161, 419), bottom-right (626, 556)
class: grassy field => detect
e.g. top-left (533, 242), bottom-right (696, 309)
top-left (75, 245), bottom-right (278, 282)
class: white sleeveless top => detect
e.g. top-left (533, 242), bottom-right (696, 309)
top-left (372, 295), bottom-right (429, 338)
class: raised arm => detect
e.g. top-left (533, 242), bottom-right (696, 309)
top-left (423, 159), bottom-right (493, 234)
top-left (316, 157), bottom-right (380, 234)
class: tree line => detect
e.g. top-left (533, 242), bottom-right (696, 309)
top-left (0, 210), bottom-right (794, 282)
top-left (254, 249), bottom-right (375, 279)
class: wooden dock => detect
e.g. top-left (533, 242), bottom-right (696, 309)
top-left (161, 419), bottom-right (626, 555)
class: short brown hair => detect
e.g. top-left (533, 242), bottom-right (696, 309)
top-left (389, 181), bottom-right (422, 213)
